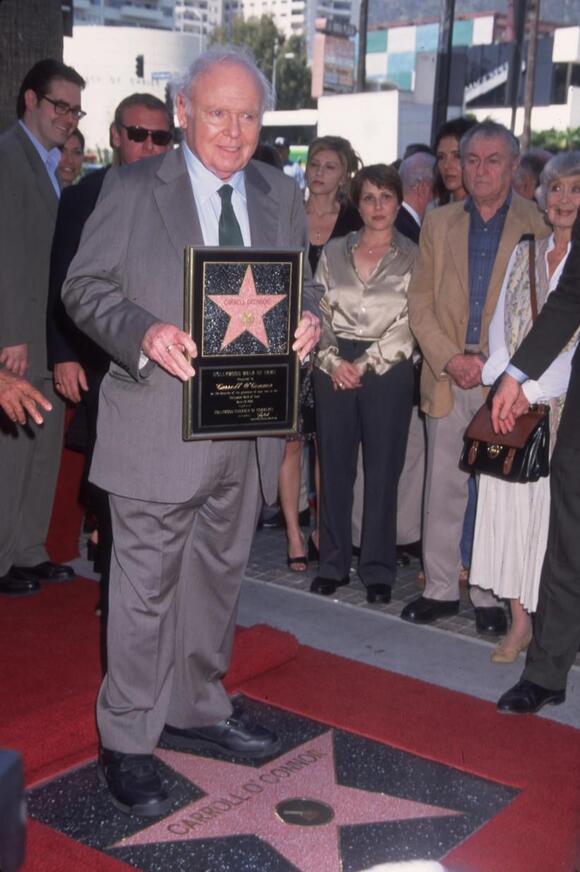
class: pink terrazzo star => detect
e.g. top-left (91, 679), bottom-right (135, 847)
top-left (208, 265), bottom-right (286, 350)
top-left (114, 731), bottom-right (460, 871)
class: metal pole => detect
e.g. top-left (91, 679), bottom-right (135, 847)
top-left (522, 0), bottom-right (540, 150)
top-left (429, 0), bottom-right (456, 146)
top-left (506, 0), bottom-right (528, 132)
top-left (356, 0), bottom-right (369, 92)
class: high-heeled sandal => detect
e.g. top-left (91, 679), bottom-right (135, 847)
top-left (287, 554), bottom-right (308, 572)
top-left (491, 633), bottom-right (532, 663)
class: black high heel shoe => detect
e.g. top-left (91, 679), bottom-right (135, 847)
top-left (307, 534), bottom-right (319, 562)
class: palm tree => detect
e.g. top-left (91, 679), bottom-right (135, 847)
top-left (0, 0), bottom-right (64, 133)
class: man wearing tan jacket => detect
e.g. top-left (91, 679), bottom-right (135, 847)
top-left (403, 120), bottom-right (548, 633)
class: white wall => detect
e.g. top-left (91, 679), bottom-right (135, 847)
top-left (317, 91), bottom-right (400, 164)
top-left (64, 26), bottom-right (205, 153)
top-left (471, 87), bottom-right (580, 135)
top-left (553, 26), bottom-right (580, 63)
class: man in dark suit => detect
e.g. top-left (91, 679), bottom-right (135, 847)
top-left (395, 151), bottom-right (436, 244)
top-left (48, 92), bottom-right (174, 402)
top-left (47, 93), bottom-right (174, 615)
top-left (394, 151), bottom-right (435, 557)
top-left (0, 59), bottom-right (85, 597)
top-left (491, 214), bottom-right (580, 715)
top-left (63, 46), bottom-right (321, 818)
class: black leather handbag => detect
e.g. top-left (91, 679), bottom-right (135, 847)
top-left (460, 400), bottom-right (549, 482)
top-left (459, 238), bottom-right (550, 484)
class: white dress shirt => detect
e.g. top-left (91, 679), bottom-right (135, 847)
top-left (181, 142), bottom-right (251, 246)
top-left (483, 234), bottom-right (576, 403)
top-left (18, 119), bottom-right (61, 197)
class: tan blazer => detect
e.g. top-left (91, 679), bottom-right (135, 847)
top-left (408, 193), bottom-right (548, 418)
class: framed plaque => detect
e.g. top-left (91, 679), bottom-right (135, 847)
top-left (183, 247), bottom-right (303, 441)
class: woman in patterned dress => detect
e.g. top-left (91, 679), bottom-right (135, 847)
top-left (470, 152), bottom-right (580, 662)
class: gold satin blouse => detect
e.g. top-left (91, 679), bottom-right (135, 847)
top-left (314, 229), bottom-right (417, 377)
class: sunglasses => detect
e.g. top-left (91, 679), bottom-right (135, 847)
top-left (121, 124), bottom-right (173, 147)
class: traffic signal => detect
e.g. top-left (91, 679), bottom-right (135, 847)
top-left (135, 55), bottom-right (144, 78)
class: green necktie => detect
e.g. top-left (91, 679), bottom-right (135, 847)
top-left (218, 184), bottom-right (244, 246)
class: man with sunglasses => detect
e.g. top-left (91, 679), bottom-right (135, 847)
top-left (47, 92), bottom-right (173, 616)
top-left (0, 59), bottom-right (85, 597)
top-left (63, 45), bottom-right (320, 818)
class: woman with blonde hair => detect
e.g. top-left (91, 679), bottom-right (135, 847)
top-left (279, 136), bottom-right (362, 571)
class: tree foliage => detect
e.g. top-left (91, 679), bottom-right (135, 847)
top-left (209, 16), bottom-right (314, 111)
top-left (531, 127), bottom-right (580, 152)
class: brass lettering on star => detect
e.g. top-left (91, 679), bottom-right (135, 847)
top-left (166, 749), bottom-right (326, 836)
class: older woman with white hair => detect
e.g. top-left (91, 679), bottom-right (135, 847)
top-left (470, 151), bottom-right (580, 663)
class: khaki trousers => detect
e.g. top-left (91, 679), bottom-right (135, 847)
top-left (423, 384), bottom-right (498, 607)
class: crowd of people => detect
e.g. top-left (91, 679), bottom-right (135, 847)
top-left (1, 45), bottom-right (580, 818)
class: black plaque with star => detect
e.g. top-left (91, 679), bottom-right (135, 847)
top-left (183, 247), bottom-right (303, 441)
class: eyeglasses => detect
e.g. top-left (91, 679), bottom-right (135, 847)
top-left (121, 125), bottom-right (173, 147)
top-left (40, 95), bottom-right (86, 120)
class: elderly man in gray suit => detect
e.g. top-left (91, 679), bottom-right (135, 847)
top-left (63, 46), bottom-right (321, 818)
top-left (0, 59), bottom-right (85, 597)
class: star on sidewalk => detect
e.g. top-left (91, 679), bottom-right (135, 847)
top-left (208, 265), bottom-right (286, 350)
top-left (114, 731), bottom-right (460, 871)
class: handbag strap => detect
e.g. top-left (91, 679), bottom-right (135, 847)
top-left (528, 238), bottom-right (538, 322)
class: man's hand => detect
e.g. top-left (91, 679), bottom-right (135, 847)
top-left (142, 323), bottom-right (197, 381)
top-left (0, 343), bottom-right (28, 376)
top-left (491, 373), bottom-right (523, 434)
top-left (53, 361), bottom-right (89, 403)
top-left (292, 312), bottom-right (320, 362)
top-left (0, 370), bottom-right (52, 425)
top-left (332, 361), bottom-right (361, 391)
top-left (445, 353), bottom-right (484, 389)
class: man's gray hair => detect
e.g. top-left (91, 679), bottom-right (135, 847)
top-left (459, 120), bottom-right (520, 160)
top-left (398, 152), bottom-right (436, 191)
top-left (172, 45), bottom-right (275, 115)
top-left (537, 150), bottom-right (580, 210)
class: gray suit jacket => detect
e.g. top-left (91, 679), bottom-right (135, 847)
top-left (63, 147), bottom-right (320, 504)
top-left (0, 123), bottom-right (59, 377)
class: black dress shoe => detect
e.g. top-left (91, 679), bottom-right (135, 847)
top-left (12, 561), bottom-right (75, 582)
top-left (0, 571), bottom-right (40, 596)
top-left (366, 583), bottom-right (391, 604)
top-left (474, 606), bottom-right (507, 636)
top-left (497, 679), bottom-right (566, 715)
top-left (401, 595), bottom-right (459, 624)
top-left (399, 540), bottom-right (422, 561)
top-left (310, 575), bottom-right (349, 596)
top-left (161, 715), bottom-right (281, 759)
top-left (98, 749), bottom-right (171, 817)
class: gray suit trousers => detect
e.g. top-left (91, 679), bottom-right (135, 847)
top-left (97, 439), bottom-right (262, 755)
top-left (0, 378), bottom-right (64, 575)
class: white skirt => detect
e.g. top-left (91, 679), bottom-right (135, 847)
top-left (470, 473), bottom-right (551, 613)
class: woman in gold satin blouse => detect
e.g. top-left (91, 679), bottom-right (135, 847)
top-left (311, 164), bottom-right (417, 603)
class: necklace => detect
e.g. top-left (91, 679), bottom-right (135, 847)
top-left (357, 236), bottom-right (391, 256)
